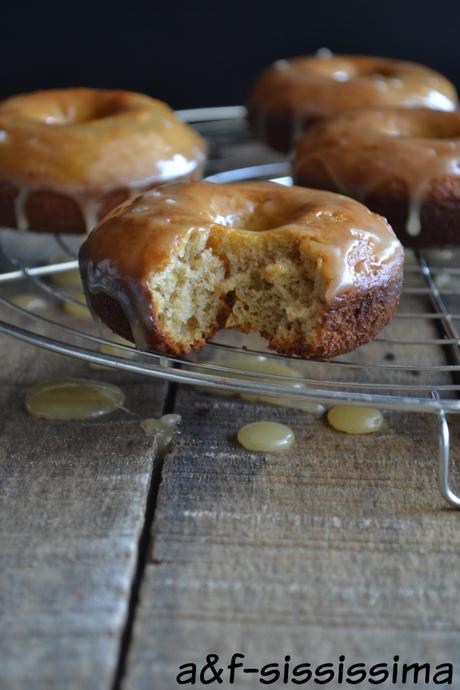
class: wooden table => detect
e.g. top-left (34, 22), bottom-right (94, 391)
top-left (1, 114), bottom-right (459, 688)
top-left (1, 273), bottom-right (460, 690)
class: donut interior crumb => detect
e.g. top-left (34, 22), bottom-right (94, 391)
top-left (150, 227), bottom-right (324, 349)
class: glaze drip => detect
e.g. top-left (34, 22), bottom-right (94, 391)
top-left (0, 88), bottom-right (207, 233)
top-left (6, 161), bottom-right (205, 234)
top-left (294, 109), bottom-right (460, 238)
top-left (14, 186), bottom-right (29, 231)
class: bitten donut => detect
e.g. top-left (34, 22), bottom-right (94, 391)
top-left (79, 181), bottom-right (404, 359)
top-left (0, 88), bottom-right (207, 234)
top-left (248, 53), bottom-right (458, 152)
top-left (293, 108), bottom-right (460, 247)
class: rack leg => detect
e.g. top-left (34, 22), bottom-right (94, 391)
top-left (437, 410), bottom-right (460, 508)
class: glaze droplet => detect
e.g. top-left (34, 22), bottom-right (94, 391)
top-left (25, 378), bottom-right (125, 420)
top-left (49, 256), bottom-right (82, 290)
top-left (62, 292), bottom-right (91, 319)
top-left (237, 421), bottom-right (295, 453)
top-left (90, 335), bottom-right (135, 370)
top-left (214, 356), bottom-right (325, 415)
top-left (327, 406), bottom-right (383, 434)
top-left (140, 413), bottom-right (182, 455)
top-left (10, 294), bottom-right (48, 312)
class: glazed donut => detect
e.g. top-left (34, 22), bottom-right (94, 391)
top-left (248, 53), bottom-right (458, 152)
top-left (0, 88), bottom-right (207, 234)
top-left (293, 108), bottom-right (460, 247)
top-left (79, 181), bottom-right (404, 359)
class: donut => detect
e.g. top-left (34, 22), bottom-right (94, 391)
top-left (293, 108), bottom-right (460, 247)
top-left (79, 181), bottom-right (404, 359)
top-left (0, 88), bottom-right (207, 234)
top-left (248, 53), bottom-right (458, 152)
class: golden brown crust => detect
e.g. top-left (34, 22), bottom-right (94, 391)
top-left (85, 286), bottom-right (233, 356)
top-left (248, 54), bottom-right (458, 152)
top-left (84, 268), bottom-right (403, 359)
top-left (293, 109), bottom-right (460, 246)
top-left (79, 181), bottom-right (404, 359)
top-left (0, 88), bottom-right (207, 233)
top-left (292, 273), bottom-right (403, 358)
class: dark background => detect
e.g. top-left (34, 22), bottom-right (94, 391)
top-left (2, 0), bottom-right (459, 107)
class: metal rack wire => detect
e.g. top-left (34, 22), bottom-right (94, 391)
top-left (1, 106), bottom-right (459, 507)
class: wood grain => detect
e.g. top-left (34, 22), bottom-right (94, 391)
top-left (2, 264), bottom-right (460, 690)
top-left (123, 287), bottom-right (460, 690)
top-left (123, 389), bottom-right (460, 689)
top-left (0, 303), bottom-right (168, 690)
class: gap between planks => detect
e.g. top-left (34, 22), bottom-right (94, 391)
top-left (111, 382), bottom-right (178, 690)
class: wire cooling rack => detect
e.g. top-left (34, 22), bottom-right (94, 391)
top-left (1, 106), bottom-right (460, 507)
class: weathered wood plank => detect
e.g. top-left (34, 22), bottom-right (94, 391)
top-left (123, 389), bottom-right (460, 689)
top-left (2, 258), bottom-right (460, 689)
top-left (123, 286), bottom-right (460, 690)
top-left (0, 302), bottom-right (168, 690)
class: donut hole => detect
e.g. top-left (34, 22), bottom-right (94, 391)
top-left (6, 93), bottom-right (131, 126)
top-left (211, 197), bottom-right (313, 233)
top-left (45, 98), bottom-right (127, 125)
top-left (311, 58), bottom-right (400, 84)
top-left (364, 65), bottom-right (400, 80)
